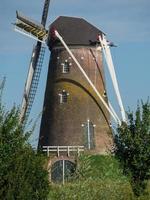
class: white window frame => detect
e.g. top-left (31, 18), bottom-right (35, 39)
top-left (61, 60), bottom-right (72, 74)
top-left (58, 90), bottom-right (69, 103)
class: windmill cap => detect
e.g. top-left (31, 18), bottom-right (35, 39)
top-left (48, 16), bottom-right (104, 50)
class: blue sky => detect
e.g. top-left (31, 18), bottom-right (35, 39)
top-left (0, 0), bottom-right (150, 143)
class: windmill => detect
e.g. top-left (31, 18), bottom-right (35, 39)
top-left (14, 1), bottom-right (126, 167)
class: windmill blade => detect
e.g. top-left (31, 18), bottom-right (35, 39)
top-left (18, 0), bottom-right (51, 123)
top-left (16, 11), bottom-right (44, 30)
top-left (99, 34), bottom-right (126, 122)
top-left (41, 0), bottom-right (51, 26)
top-left (20, 45), bottom-right (45, 123)
top-left (14, 11), bottom-right (48, 42)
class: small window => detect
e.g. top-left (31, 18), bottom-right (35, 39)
top-left (82, 120), bottom-right (95, 150)
top-left (103, 90), bottom-right (107, 98)
top-left (62, 60), bottom-right (70, 73)
top-left (59, 90), bottom-right (69, 103)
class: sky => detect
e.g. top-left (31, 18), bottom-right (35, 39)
top-left (0, 0), bottom-right (150, 145)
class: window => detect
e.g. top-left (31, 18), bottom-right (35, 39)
top-left (51, 160), bottom-right (76, 184)
top-left (82, 120), bottom-right (95, 150)
top-left (61, 60), bottom-right (71, 73)
top-left (58, 90), bottom-right (69, 103)
top-left (103, 90), bottom-right (107, 98)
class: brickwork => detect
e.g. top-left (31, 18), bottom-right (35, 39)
top-left (39, 46), bottom-right (113, 154)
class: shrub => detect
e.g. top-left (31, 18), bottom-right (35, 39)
top-left (115, 101), bottom-right (150, 196)
top-left (0, 86), bottom-right (49, 200)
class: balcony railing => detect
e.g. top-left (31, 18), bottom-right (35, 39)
top-left (42, 146), bottom-right (84, 157)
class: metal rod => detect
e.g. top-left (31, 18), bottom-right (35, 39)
top-left (62, 160), bottom-right (65, 185)
top-left (87, 120), bottom-right (91, 149)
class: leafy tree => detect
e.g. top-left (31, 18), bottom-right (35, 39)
top-left (0, 85), bottom-right (49, 199)
top-left (115, 101), bottom-right (150, 196)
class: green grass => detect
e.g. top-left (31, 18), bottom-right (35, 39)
top-left (48, 155), bottom-right (150, 200)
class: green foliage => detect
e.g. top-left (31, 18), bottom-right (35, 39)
top-left (89, 155), bottom-right (128, 181)
top-left (49, 180), bottom-right (134, 200)
top-left (49, 155), bottom-right (134, 200)
top-left (0, 88), bottom-right (49, 199)
top-left (74, 154), bottom-right (128, 182)
top-left (74, 154), bottom-right (93, 180)
top-left (136, 180), bottom-right (150, 200)
top-left (115, 101), bottom-right (150, 196)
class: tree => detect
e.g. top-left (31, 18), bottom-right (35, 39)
top-left (115, 101), bottom-right (150, 195)
top-left (0, 86), bottom-right (49, 199)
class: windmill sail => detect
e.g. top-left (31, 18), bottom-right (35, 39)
top-left (16, 0), bottom-right (51, 123)
top-left (15, 11), bottom-right (47, 42)
top-left (20, 45), bottom-right (45, 122)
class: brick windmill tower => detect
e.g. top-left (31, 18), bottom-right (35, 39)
top-left (14, 1), bottom-right (126, 183)
top-left (39, 16), bottom-right (113, 154)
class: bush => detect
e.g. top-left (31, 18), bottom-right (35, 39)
top-left (49, 180), bottom-right (134, 200)
top-left (0, 87), bottom-right (49, 200)
top-left (115, 101), bottom-right (150, 196)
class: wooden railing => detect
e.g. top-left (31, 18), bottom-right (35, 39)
top-left (42, 146), bottom-right (84, 157)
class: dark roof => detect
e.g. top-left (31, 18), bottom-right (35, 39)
top-left (48, 16), bottom-right (104, 49)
